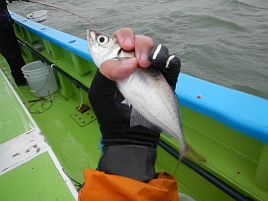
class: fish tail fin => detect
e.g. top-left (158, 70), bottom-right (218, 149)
top-left (178, 144), bottom-right (187, 161)
top-left (172, 144), bottom-right (206, 176)
top-left (175, 105), bottom-right (206, 162)
top-left (185, 144), bottom-right (207, 162)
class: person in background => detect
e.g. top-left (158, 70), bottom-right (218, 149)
top-left (0, 0), bottom-right (26, 85)
top-left (79, 28), bottom-right (181, 201)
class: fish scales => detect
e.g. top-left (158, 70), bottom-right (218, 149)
top-left (117, 69), bottom-right (186, 148)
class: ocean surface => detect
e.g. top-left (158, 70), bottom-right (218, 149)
top-left (8, 0), bottom-right (268, 99)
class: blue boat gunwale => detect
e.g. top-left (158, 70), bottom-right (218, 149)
top-left (10, 11), bottom-right (268, 144)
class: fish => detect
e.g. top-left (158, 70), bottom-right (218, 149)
top-left (87, 30), bottom-right (206, 162)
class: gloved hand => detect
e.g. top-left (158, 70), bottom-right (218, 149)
top-left (88, 28), bottom-right (181, 182)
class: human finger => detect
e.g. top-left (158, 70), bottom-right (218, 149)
top-left (135, 35), bottom-right (153, 68)
top-left (100, 57), bottom-right (138, 80)
top-left (113, 28), bottom-right (135, 51)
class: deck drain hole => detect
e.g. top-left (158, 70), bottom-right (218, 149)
top-left (71, 110), bottom-right (96, 127)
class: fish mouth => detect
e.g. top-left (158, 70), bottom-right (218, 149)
top-left (86, 30), bottom-right (96, 48)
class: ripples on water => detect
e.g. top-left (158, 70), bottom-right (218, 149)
top-left (9, 0), bottom-right (268, 99)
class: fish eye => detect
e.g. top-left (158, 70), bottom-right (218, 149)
top-left (97, 35), bottom-right (109, 45)
top-left (99, 37), bottom-right (105, 43)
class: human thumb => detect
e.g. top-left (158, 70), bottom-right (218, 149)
top-left (100, 57), bottom-right (138, 80)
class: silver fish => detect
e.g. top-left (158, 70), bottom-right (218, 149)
top-left (87, 30), bottom-right (205, 162)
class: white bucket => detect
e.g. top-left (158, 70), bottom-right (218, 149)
top-left (21, 61), bottom-right (58, 97)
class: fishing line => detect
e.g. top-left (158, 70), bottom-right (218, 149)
top-left (27, 0), bottom-right (99, 28)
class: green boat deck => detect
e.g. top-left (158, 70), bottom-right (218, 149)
top-left (0, 61), bottom-right (234, 201)
top-left (0, 67), bottom-right (76, 201)
top-left (18, 85), bottom-right (101, 184)
top-left (0, 63), bottom-right (255, 201)
top-left (0, 153), bottom-right (75, 201)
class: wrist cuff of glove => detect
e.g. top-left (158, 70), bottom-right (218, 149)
top-left (100, 126), bottom-right (160, 147)
top-left (97, 144), bottom-right (157, 182)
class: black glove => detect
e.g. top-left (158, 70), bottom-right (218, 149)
top-left (88, 45), bottom-right (181, 182)
top-left (148, 44), bottom-right (181, 90)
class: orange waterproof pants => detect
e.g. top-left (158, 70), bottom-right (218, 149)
top-left (78, 169), bottom-right (179, 201)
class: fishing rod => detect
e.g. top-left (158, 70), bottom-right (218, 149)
top-left (26, 0), bottom-right (96, 26)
